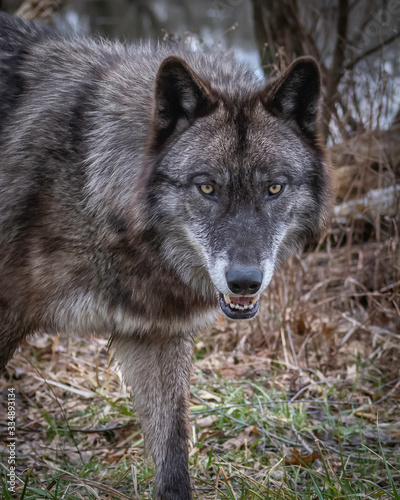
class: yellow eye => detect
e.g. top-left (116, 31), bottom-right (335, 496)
top-left (199, 184), bottom-right (214, 195)
top-left (268, 184), bottom-right (282, 195)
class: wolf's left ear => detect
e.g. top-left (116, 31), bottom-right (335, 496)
top-left (261, 57), bottom-right (321, 140)
top-left (151, 56), bottom-right (218, 148)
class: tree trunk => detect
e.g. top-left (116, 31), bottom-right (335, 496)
top-left (321, 0), bottom-right (348, 140)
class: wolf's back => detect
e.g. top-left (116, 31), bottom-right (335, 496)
top-left (0, 12), bottom-right (54, 130)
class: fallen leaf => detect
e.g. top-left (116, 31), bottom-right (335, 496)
top-left (284, 448), bottom-right (321, 467)
top-left (195, 415), bottom-right (217, 428)
top-left (197, 390), bottom-right (222, 402)
top-left (222, 425), bottom-right (259, 450)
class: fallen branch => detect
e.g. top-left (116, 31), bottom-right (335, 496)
top-left (330, 125), bottom-right (400, 199)
top-left (334, 184), bottom-right (400, 224)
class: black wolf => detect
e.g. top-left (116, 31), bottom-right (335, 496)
top-left (0, 12), bottom-right (334, 499)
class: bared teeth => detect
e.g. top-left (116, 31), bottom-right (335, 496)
top-left (227, 301), bottom-right (258, 311)
top-left (224, 294), bottom-right (260, 311)
top-left (224, 294), bottom-right (231, 304)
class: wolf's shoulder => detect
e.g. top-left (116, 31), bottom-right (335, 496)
top-left (0, 11), bottom-right (54, 50)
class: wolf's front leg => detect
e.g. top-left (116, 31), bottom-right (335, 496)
top-left (113, 334), bottom-right (194, 500)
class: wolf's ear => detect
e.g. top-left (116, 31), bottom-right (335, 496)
top-left (261, 57), bottom-right (321, 140)
top-left (151, 56), bottom-right (218, 147)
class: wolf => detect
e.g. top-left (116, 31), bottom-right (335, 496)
top-left (0, 11), bottom-right (334, 499)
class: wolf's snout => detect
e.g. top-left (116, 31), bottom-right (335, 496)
top-left (226, 266), bottom-right (263, 295)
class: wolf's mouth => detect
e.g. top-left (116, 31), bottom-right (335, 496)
top-left (219, 293), bottom-right (260, 320)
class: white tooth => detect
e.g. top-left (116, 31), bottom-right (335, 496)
top-left (235, 304), bottom-right (240, 309)
top-left (249, 304), bottom-right (254, 309)
top-left (229, 303), bottom-right (235, 309)
top-left (224, 295), bottom-right (231, 304)
top-left (244, 305), bottom-right (248, 309)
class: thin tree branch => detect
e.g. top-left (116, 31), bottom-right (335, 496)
top-left (345, 31), bottom-right (400, 71)
top-left (348, 0), bottom-right (363, 13)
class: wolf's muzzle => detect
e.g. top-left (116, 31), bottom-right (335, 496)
top-left (218, 265), bottom-right (263, 320)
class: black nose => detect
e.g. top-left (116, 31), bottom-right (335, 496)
top-left (226, 266), bottom-right (263, 295)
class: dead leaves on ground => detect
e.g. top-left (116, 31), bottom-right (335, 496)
top-left (284, 447), bottom-right (321, 467)
top-left (222, 426), bottom-right (259, 450)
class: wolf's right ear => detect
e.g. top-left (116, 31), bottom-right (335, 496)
top-left (261, 57), bottom-right (321, 140)
top-left (151, 56), bottom-right (219, 148)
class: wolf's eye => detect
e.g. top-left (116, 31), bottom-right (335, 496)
top-left (268, 184), bottom-right (283, 195)
top-left (199, 184), bottom-right (215, 195)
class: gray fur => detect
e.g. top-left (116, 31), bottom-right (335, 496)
top-left (0, 12), bottom-right (334, 499)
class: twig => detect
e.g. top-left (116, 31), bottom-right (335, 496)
top-left (58, 422), bottom-right (136, 434)
top-left (346, 32), bottom-right (400, 71)
top-left (16, 0), bottom-right (68, 23)
top-left (374, 379), bottom-right (400, 405)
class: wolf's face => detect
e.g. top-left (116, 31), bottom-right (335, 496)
top-left (145, 57), bottom-right (334, 320)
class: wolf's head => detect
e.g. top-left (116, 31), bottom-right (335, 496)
top-left (144, 55), bottom-right (334, 320)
